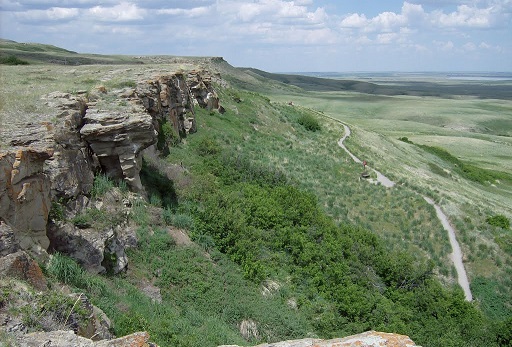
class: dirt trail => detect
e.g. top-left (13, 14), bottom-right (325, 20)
top-left (338, 123), bottom-right (472, 301)
top-left (338, 124), bottom-right (395, 188)
top-left (423, 197), bottom-right (473, 301)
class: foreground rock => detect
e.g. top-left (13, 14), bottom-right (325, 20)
top-left (220, 331), bottom-right (420, 347)
top-left (17, 330), bottom-right (157, 347)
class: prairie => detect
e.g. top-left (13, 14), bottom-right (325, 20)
top-left (1, 42), bottom-right (511, 346)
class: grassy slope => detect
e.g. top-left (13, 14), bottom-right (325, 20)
top-left (237, 71), bottom-right (512, 322)
top-left (1, 41), bottom-right (511, 345)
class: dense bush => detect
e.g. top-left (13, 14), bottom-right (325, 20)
top-left (487, 214), bottom-right (510, 229)
top-left (418, 144), bottom-right (512, 184)
top-left (0, 55), bottom-right (29, 65)
top-left (298, 114), bottom-right (321, 131)
top-left (191, 148), bottom-right (496, 346)
top-left (398, 136), bottom-right (413, 144)
top-left (196, 136), bottom-right (221, 156)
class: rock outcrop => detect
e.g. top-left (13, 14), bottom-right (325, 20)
top-left (0, 251), bottom-right (47, 291)
top-left (0, 123), bottom-right (54, 259)
top-left (136, 70), bottom-right (223, 146)
top-left (0, 69), bottom-right (221, 273)
top-left (80, 111), bottom-right (156, 194)
top-left (16, 330), bottom-right (157, 347)
top-left (219, 331), bottom-right (420, 347)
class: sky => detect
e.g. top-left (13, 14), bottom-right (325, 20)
top-left (1, 0), bottom-right (511, 72)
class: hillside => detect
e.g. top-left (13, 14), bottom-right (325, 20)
top-left (1, 41), bottom-right (511, 347)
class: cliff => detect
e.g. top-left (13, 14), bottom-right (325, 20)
top-left (0, 69), bottom-right (221, 271)
top-left (0, 68), bottom-right (222, 345)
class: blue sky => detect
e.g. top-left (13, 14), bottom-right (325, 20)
top-left (1, 0), bottom-right (511, 72)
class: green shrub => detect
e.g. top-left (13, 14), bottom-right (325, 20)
top-left (0, 55), bottom-right (29, 65)
top-left (487, 215), bottom-right (510, 229)
top-left (297, 114), bottom-right (321, 131)
top-left (71, 213), bottom-right (91, 229)
top-left (398, 137), bottom-right (413, 144)
top-left (150, 194), bottom-right (162, 207)
top-left (158, 121), bottom-right (180, 152)
top-left (196, 136), bottom-right (220, 156)
top-left (49, 200), bottom-right (65, 222)
top-left (91, 174), bottom-right (115, 197)
top-left (162, 208), bottom-right (174, 225)
top-left (172, 213), bottom-right (194, 229)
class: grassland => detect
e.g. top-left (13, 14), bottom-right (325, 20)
top-left (242, 71), bottom-right (512, 321)
top-left (1, 41), bottom-right (511, 345)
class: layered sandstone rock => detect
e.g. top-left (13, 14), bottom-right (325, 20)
top-left (1, 69), bottom-right (220, 270)
top-left (219, 331), bottom-right (420, 347)
top-left (80, 111), bottom-right (157, 194)
top-left (44, 92), bottom-right (94, 201)
top-left (136, 70), bottom-right (223, 146)
top-left (219, 330), bottom-right (420, 347)
top-left (0, 125), bottom-right (54, 258)
top-left (16, 330), bottom-right (157, 347)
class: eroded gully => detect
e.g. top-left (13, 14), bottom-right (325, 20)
top-left (338, 123), bottom-right (472, 301)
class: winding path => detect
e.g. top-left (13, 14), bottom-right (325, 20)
top-left (337, 124), bottom-right (395, 188)
top-left (338, 123), bottom-right (472, 301)
top-left (423, 197), bottom-right (473, 301)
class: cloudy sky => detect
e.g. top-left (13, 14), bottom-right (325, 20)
top-left (1, 0), bottom-right (511, 72)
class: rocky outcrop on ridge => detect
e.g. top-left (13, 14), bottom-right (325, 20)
top-left (0, 69), bottom-right (221, 272)
top-left (220, 330), bottom-right (420, 347)
top-left (136, 70), bottom-right (222, 143)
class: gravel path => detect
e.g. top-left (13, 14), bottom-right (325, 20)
top-left (423, 197), bottom-right (473, 301)
top-left (338, 124), bottom-right (395, 188)
top-left (338, 123), bottom-right (472, 301)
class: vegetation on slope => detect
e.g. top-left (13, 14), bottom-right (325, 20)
top-left (1, 43), bottom-right (511, 346)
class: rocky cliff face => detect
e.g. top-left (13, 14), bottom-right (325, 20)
top-left (0, 68), bottom-right (222, 347)
top-left (0, 69), bottom-right (222, 271)
top-left (136, 70), bottom-right (221, 147)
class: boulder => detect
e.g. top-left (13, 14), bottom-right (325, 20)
top-left (219, 330), bottom-right (420, 347)
top-left (17, 330), bottom-right (157, 347)
top-left (69, 293), bottom-right (113, 341)
top-left (80, 111), bottom-right (157, 194)
top-left (48, 223), bottom-right (128, 275)
top-left (0, 251), bottom-right (47, 291)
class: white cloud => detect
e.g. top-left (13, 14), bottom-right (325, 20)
top-left (377, 32), bottom-right (399, 44)
top-left (157, 6), bottom-right (210, 18)
top-left (431, 4), bottom-right (496, 27)
top-left (87, 2), bottom-right (146, 22)
top-left (91, 24), bottom-right (141, 35)
top-left (463, 42), bottom-right (477, 50)
top-left (15, 7), bottom-right (79, 22)
top-left (340, 13), bottom-right (368, 28)
top-left (479, 41), bottom-right (491, 49)
top-left (434, 40), bottom-right (455, 50)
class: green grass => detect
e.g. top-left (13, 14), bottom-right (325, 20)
top-left (1, 47), bottom-right (511, 345)
top-left (0, 55), bottom-right (29, 65)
